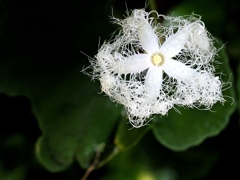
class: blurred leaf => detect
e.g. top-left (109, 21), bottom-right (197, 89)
top-left (228, 36), bottom-right (240, 59)
top-left (237, 64), bottom-right (240, 125)
top-left (168, 0), bottom-right (226, 36)
top-left (0, 0), bottom-right (123, 172)
top-left (0, 62), bottom-right (122, 172)
top-left (0, 164), bottom-right (26, 180)
top-left (152, 42), bottom-right (236, 151)
top-left (35, 88), bottom-right (121, 171)
top-left (100, 129), bottom-right (222, 180)
top-left (0, 47), bottom-right (122, 172)
top-left (100, 145), bottom-right (178, 180)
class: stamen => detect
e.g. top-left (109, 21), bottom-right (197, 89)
top-left (151, 53), bottom-right (164, 66)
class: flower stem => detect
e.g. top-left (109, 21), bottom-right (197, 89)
top-left (148, 0), bottom-right (158, 12)
top-left (81, 150), bottom-right (101, 180)
top-left (81, 145), bottom-right (120, 180)
top-left (81, 143), bottom-right (105, 180)
top-left (148, 0), bottom-right (158, 19)
top-left (97, 146), bottom-right (120, 168)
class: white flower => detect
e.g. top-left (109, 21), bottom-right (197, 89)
top-left (89, 9), bottom-right (225, 128)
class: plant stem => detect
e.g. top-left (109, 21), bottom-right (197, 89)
top-left (148, 0), bottom-right (158, 12)
top-left (81, 145), bottom-right (119, 180)
top-left (97, 146), bottom-right (119, 168)
top-left (81, 150), bottom-right (101, 180)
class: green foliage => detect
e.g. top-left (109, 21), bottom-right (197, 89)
top-left (168, 0), bottom-right (226, 36)
top-left (35, 90), bottom-right (121, 171)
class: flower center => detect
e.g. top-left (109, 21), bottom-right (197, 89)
top-left (151, 53), bottom-right (164, 66)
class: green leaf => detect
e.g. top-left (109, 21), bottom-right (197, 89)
top-left (237, 65), bottom-right (240, 126)
top-left (152, 43), bottom-right (236, 151)
top-left (0, 0), bottom-right (122, 172)
top-left (35, 86), bottom-right (121, 171)
top-left (168, 0), bottom-right (226, 36)
top-left (100, 130), bottom-right (221, 180)
top-left (0, 165), bottom-right (26, 180)
top-left (101, 144), bottom-right (178, 180)
top-left (35, 136), bottom-right (70, 172)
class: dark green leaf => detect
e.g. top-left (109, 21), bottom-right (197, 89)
top-left (168, 0), bottom-right (226, 36)
top-left (0, 0), bottom-right (123, 172)
top-left (33, 79), bottom-right (121, 171)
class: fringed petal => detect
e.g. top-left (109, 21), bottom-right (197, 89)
top-left (144, 66), bottom-right (163, 101)
top-left (160, 28), bottom-right (188, 59)
top-left (113, 54), bottom-right (150, 74)
top-left (138, 23), bottom-right (160, 54)
top-left (163, 59), bottom-right (197, 81)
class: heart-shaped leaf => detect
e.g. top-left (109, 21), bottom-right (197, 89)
top-left (0, 0), bottom-right (122, 172)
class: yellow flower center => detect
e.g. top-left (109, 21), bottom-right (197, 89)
top-left (151, 53), bottom-right (164, 66)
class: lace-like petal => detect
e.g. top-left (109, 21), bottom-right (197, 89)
top-left (138, 23), bottom-right (160, 54)
top-left (144, 66), bottom-right (163, 100)
top-left (160, 28), bottom-right (188, 58)
top-left (163, 59), bottom-right (197, 81)
top-left (113, 54), bottom-right (150, 74)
